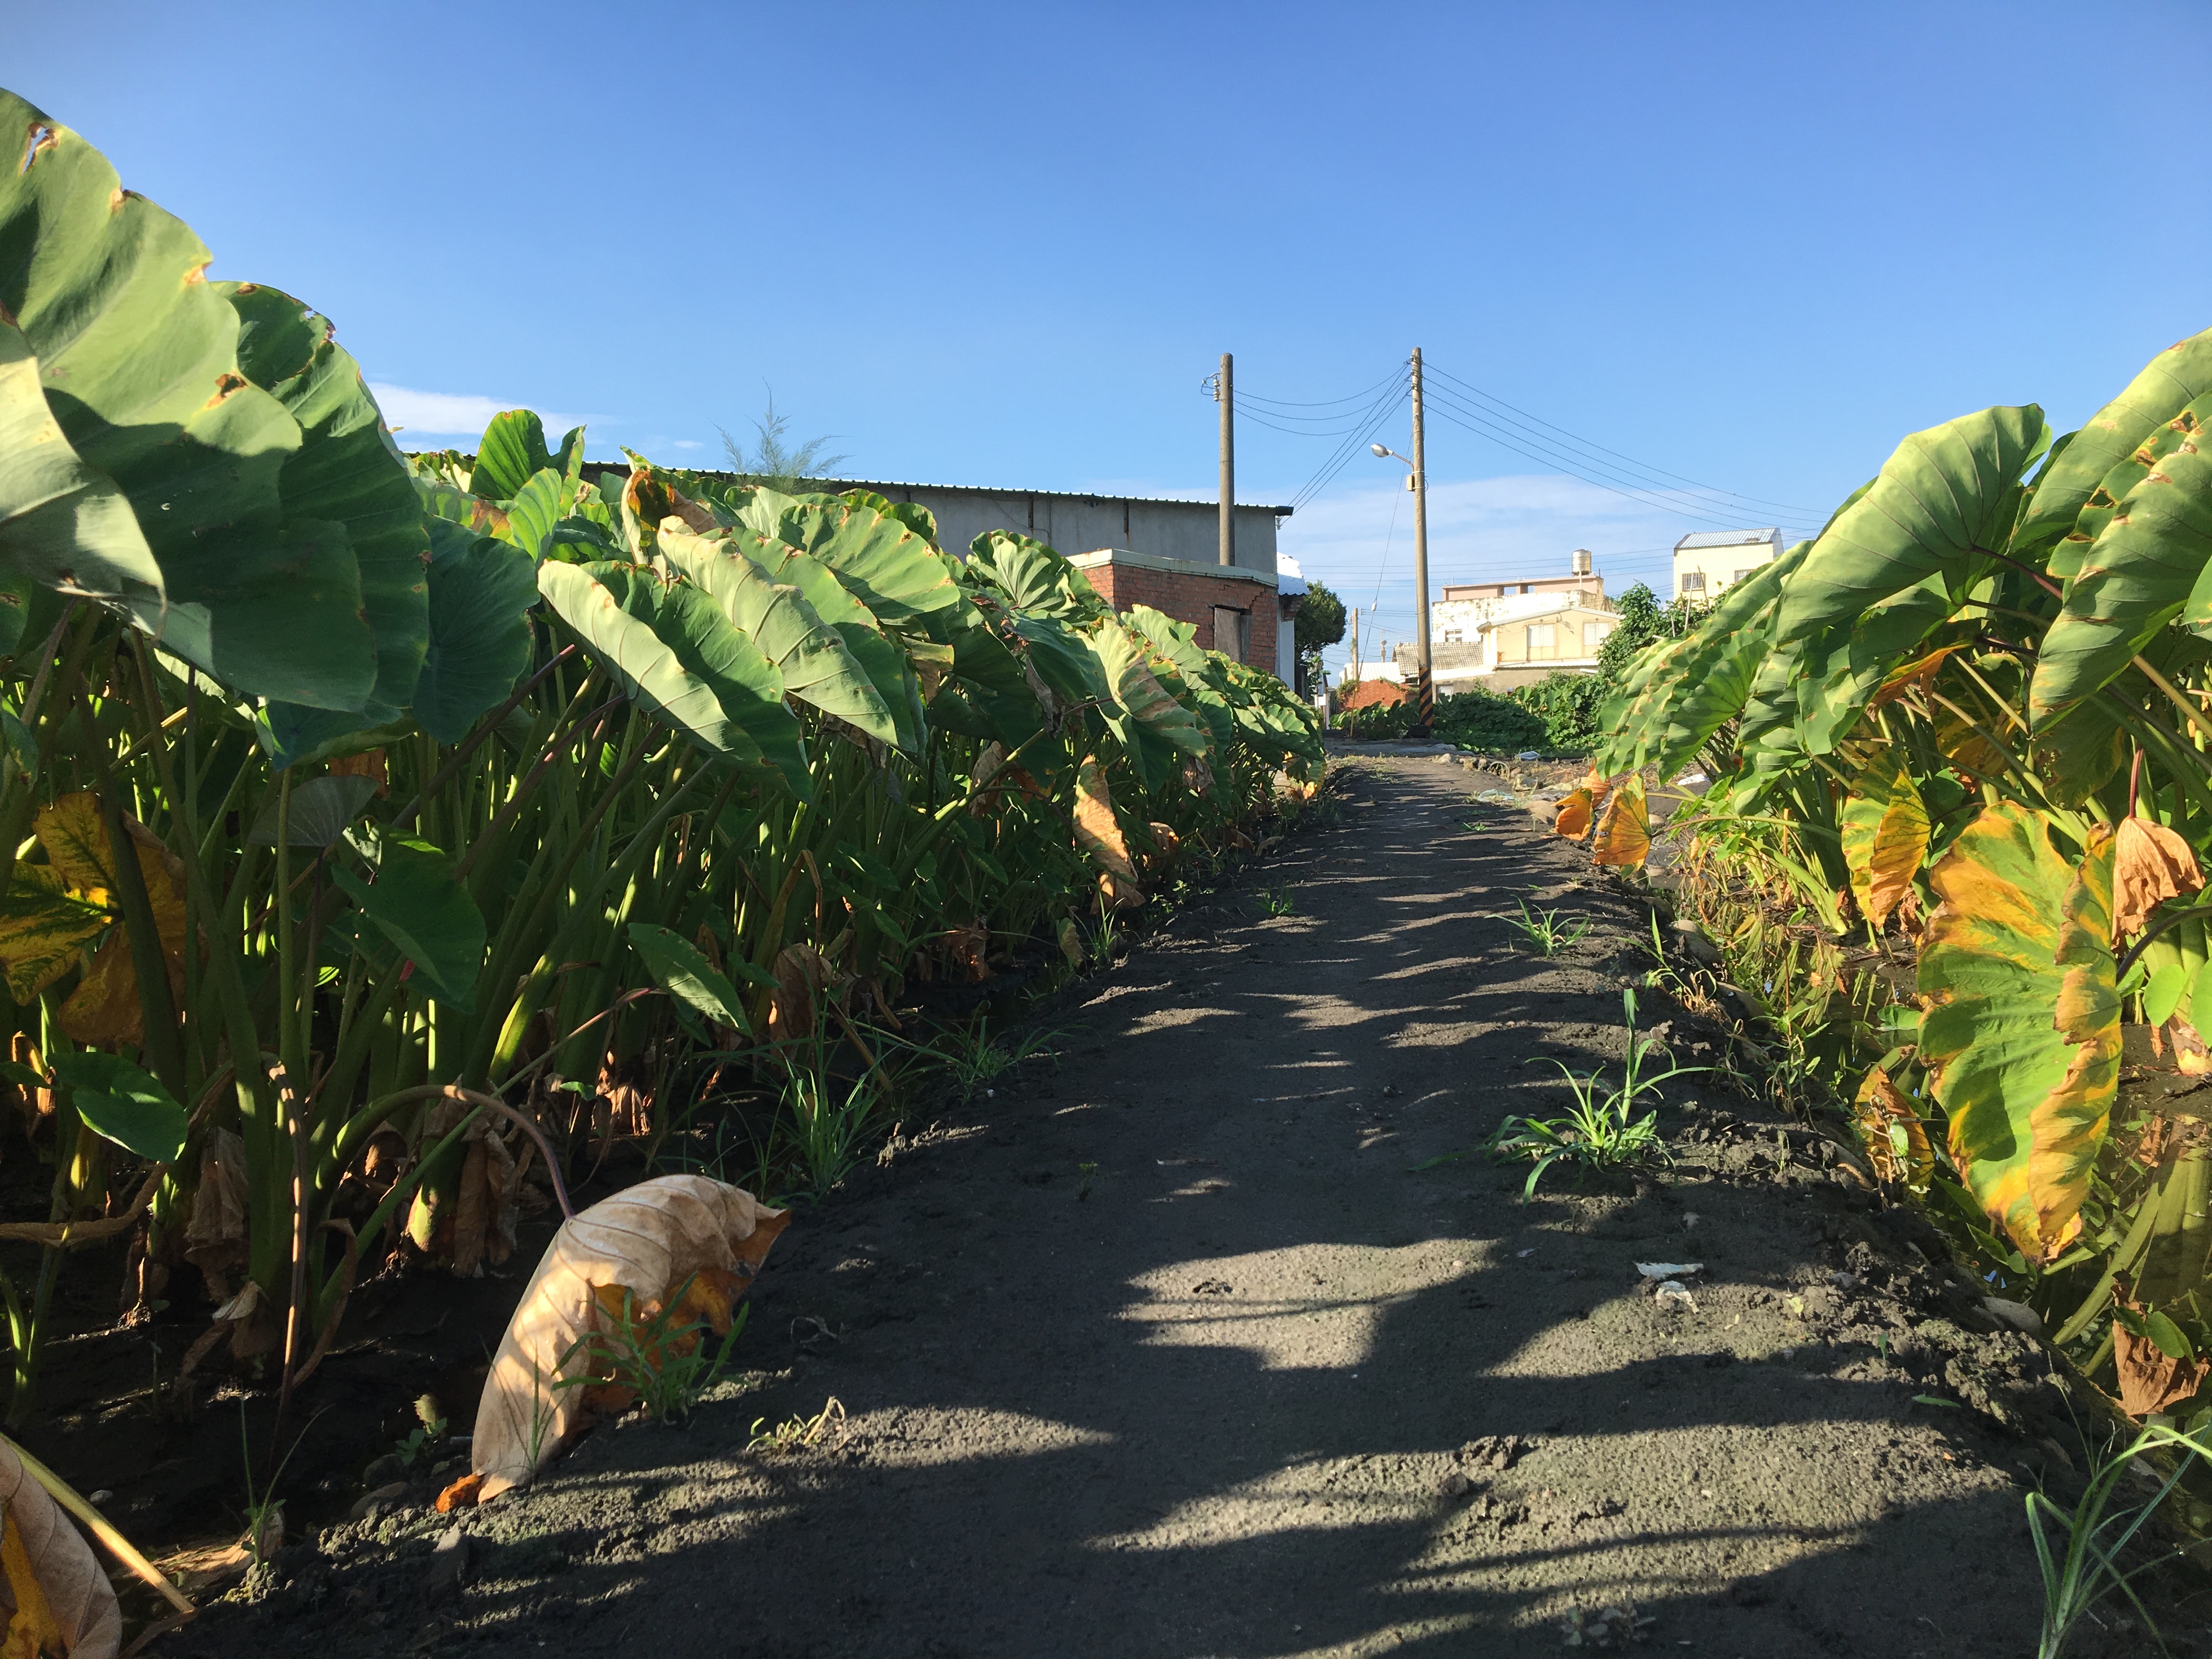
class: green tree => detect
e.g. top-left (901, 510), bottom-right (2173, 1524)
top-left (720, 394), bottom-right (851, 492)
top-left (1294, 579), bottom-right (1345, 696)
top-left (1596, 582), bottom-right (1707, 678)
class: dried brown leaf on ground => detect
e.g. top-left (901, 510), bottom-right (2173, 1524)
top-left (182, 1128), bottom-right (249, 1302)
top-left (464, 1175), bottom-right (789, 1500)
top-left (0, 1436), bottom-right (120, 1658)
top-left (769, 943), bottom-right (836, 1035)
top-left (2114, 1277), bottom-right (2211, 1418)
top-left (2111, 815), bottom-right (2204, 941)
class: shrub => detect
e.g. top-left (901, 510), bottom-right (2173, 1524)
top-left (1510, 673), bottom-right (1605, 754)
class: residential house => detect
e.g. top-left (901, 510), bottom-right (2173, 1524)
top-left (1673, 528), bottom-right (1784, 601)
top-left (1392, 550), bottom-right (1618, 693)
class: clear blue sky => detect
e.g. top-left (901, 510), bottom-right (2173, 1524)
top-left (16, 2), bottom-right (2210, 679)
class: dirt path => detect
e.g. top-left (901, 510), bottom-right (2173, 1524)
top-left (182, 757), bottom-right (2092, 1658)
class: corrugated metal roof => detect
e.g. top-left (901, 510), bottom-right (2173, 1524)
top-left (1674, 528), bottom-right (1780, 551)
top-left (830, 478), bottom-right (1294, 514)
top-left (676, 470), bottom-right (1293, 515)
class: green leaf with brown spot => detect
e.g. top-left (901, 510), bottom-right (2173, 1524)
top-left (1917, 806), bottom-right (2119, 1261)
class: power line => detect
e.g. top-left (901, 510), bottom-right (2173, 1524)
top-left (1283, 369), bottom-right (1411, 514)
top-left (1420, 379), bottom-right (1796, 526)
top-left (1420, 391), bottom-right (1821, 534)
top-left (1238, 368), bottom-right (1407, 410)
top-left (1423, 361), bottom-right (1819, 517)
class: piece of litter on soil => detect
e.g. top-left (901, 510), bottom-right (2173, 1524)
top-left (1681, 1212), bottom-right (1700, 1230)
top-left (1516, 1248), bottom-right (1538, 1258)
top-left (1653, 1280), bottom-right (1696, 1311)
top-left (1636, 1261), bottom-right (1704, 1279)
top-left (1980, 1296), bottom-right (2045, 1338)
top-left (1516, 750), bottom-right (1541, 761)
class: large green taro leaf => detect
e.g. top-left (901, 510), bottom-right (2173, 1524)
top-left (538, 560), bottom-right (805, 795)
top-left (659, 528), bottom-right (899, 747)
top-left (1637, 544), bottom-right (1803, 777)
top-left (414, 519), bottom-right (539, 744)
top-left (1776, 406), bottom-right (2047, 643)
top-left (226, 282), bottom-right (428, 751)
top-left (772, 498), bottom-right (962, 628)
top-left (0, 92), bottom-right (382, 709)
top-left (2030, 395), bottom-right (2212, 728)
top-left (332, 836), bottom-right (486, 1009)
top-left (2018, 328), bottom-right (2212, 576)
top-left (1088, 619), bottom-right (1208, 791)
top-left (1918, 805), bottom-right (2118, 1262)
top-left (968, 531), bottom-right (1108, 622)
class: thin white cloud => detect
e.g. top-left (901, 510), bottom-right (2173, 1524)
top-left (368, 383), bottom-right (593, 442)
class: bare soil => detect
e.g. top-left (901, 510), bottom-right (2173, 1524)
top-left (164, 755), bottom-right (2200, 1657)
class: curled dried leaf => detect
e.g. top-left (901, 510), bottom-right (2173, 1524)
top-left (1590, 777), bottom-right (1650, 868)
top-left (0, 1437), bottom-right (120, 1658)
top-left (1073, 757), bottom-right (1141, 892)
top-left (1553, 788), bottom-right (1594, 841)
top-left (468, 1175), bottom-right (787, 1499)
top-left (2111, 815), bottom-right (2204, 941)
top-left (2114, 1275), bottom-right (2210, 1418)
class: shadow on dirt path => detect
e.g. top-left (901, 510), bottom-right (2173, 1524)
top-left (180, 757), bottom-right (2078, 1658)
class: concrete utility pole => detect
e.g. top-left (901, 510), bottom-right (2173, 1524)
top-left (1217, 352), bottom-right (1236, 567)
top-left (1348, 606), bottom-right (1360, 682)
top-left (1409, 347), bottom-right (1433, 733)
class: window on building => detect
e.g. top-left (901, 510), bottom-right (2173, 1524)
top-left (1527, 623), bottom-right (1557, 657)
top-left (1442, 629), bottom-right (1462, 644)
top-left (1584, 620), bottom-right (1614, 650)
top-left (1733, 568), bottom-right (1756, 583)
top-left (1209, 605), bottom-right (1250, 664)
top-left (1679, 571), bottom-right (1707, 594)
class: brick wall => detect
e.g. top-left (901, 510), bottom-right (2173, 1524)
top-left (1081, 557), bottom-right (1279, 675)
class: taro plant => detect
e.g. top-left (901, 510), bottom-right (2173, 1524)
top-left (0, 84), bottom-right (1325, 1443)
top-left (1558, 321), bottom-right (2212, 1411)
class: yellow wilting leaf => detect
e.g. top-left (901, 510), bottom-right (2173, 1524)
top-left (2111, 815), bottom-right (2203, 942)
top-left (1850, 1066), bottom-right (1932, 1189)
top-left (1553, 788), bottom-right (1594, 841)
top-left (0, 867), bottom-right (109, 1004)
top-left (1867, 642), bottom-right (1970, 710)
top-left (466, 1175), bottom-right (788, 1500)
top-left (1590, 776), bottom-right (1650, 868)
top-left (1919, 808), bottom-right (2120, 1261)
top-left (1929, 697), bottom-right (2008, 783)
top-left (0, 1436), bottom-right (122, 1658)
top-left (31, 793), bottom-right (114, 900)
top-left (0, 1513), bottom-right (64, 1659)
top-left (1839, 754), bottom-right (1930, 932)
top-left (0, 792), bottom-right (194, 1040)
top-left (1073, 757), bottom-right (1142, 900)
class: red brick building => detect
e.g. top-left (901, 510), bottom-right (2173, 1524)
top-left (1070, 549), bottom-right (1280, 673)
